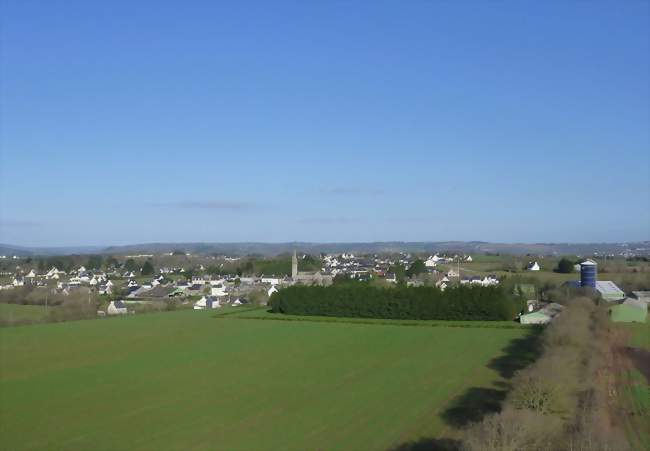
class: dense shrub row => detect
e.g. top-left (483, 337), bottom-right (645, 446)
top-left (461, 298), bottom-right (628, 450)
top-left (270, 285), bottom-right (523, 321)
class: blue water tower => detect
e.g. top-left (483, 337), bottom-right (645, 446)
top-left (580, 259), bottom-right (597, 288)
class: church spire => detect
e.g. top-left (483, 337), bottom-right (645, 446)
top-left (292, 250), bottom-right (298, 279)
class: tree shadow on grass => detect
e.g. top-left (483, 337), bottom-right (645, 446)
top-left (388, 329), bottom-right (544, 450)
top-left (441, 329), bottom-right (543, 428)
top-left (440, 386), bottom-right (508, 428)
top-left (487, 329), bottom-right (543, 379)
top-left (389, 437), bottom-right (462, 451)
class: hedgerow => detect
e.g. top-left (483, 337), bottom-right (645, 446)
top-left (270, 284), bottom-right (522, 321)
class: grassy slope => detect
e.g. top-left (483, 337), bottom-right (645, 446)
top-left (614, 315), bottom-right (649, 450)
top-left (229, 307), bottom-right (529, 329)
top-left (618, 315), bottom-right (650, 350)
top-left (0, 303), bottom-right (49, 322)
top-left (0, 309), bottom-right (527, 451)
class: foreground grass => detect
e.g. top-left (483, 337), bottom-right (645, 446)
top-left (614, 315), bottom-right (649, 450)
top-left (225, 307), bottom-right (530, 329)
top-left (0, 303), bottom-right (50, 323)
top-left (617, 314), bottom-right (650, 350)
top-left (0, 309), bottom-right (529, 451)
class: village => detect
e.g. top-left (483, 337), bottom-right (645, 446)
top-left (1, 250), bottom-right (646, 325)
top-left (0, 251), bottom-right (512, 315)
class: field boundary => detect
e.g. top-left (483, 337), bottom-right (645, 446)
top-left (214, 310), bottom-right (537, 330)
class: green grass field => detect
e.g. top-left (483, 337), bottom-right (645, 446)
top-left (0, 303), bottom-right (49, 323)
top-left (0, 309), bottom-right (532, 450)
top-left (618, 314), bottom-right (650, 350)
top-left (614, 315), bottom-right (649, 450)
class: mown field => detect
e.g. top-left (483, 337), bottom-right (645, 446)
top-left (0, 309), bottom-right (532, 451)
top-left (614, 314), bottom-right (649, 451)
top-left (0, 303), bottom-right (49, 322)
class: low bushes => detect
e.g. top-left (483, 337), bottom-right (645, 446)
top-left (462, 298), bottom-right (629, 451)
top-left (270, 285), bottom-right (523, 321)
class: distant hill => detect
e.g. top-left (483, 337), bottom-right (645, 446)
top-left (99, 241), bottom-right (649, 257)
top-left (3, 241), bottom-right (646, 257)
top-left (0, 244), bottom-right (105, 257)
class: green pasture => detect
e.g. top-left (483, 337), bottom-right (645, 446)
top-left (614, 315), bottom-right (649, 450)
top-left (0, 303), bottom-right (49, 323)
top-left (0, 309), bottom-right (532, 450)
top-left (621, 314), bottom-right (650, 350)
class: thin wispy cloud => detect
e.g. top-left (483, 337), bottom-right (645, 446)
top-left (150, 201), bottom-right (257, 210)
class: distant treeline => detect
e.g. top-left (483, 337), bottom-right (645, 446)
top-left (270, 285), bottom-right (524, 321)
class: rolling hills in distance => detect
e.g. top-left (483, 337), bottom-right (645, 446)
top-left (1, 241), bottom-right (648, 257)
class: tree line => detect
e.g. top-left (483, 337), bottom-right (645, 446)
top-left (461, 298), bottom-right (628, 450)
top-left (270, 284), bottom-right (524, 321)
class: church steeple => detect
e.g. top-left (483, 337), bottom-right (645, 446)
top-left (291, 250), bottom-right (298, 279)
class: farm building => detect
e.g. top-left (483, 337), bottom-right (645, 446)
top-left (609, 298), bottom-right (647, 323)
top-left (520, 302), bottom-right (564, 324)
top-left (631, 291), bottom-right (650, 304)
top-left (107, 301), bottom-right (128, 315)
top-left (526, 261), bottom-right (540, 271)
top-left (194, 296), bottom-right (221, 310)
top-left (595, 281), bottom-right (625, 303)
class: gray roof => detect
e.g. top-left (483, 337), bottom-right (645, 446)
top-left (540, 302), bottom-right (564, 317)
top-left (596, 281), bottom-right (625, 295)
top-left (632, 291), bottom-right (650, 301)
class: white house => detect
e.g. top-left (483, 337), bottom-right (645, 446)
top-left (268, 285), bottom-right (279, 297)
top-left (191, 276), bottom-right (207, 285)
top-left (194, 296), bottom-right (221, 310)
top-left (261, 276), bottom-right (282, 285)
top-left (46, 267), bottom-right (63, 279)
top-left (527, 261), bottom-right (541, 271)
top-left (25, 269), bottom-right (37, 278)
top-left (425, 255), bottom-right (440, 267)
top-left (481, 275), bottom-right (500, 286)
top-left (211, 284), bottom-right (228, 297)
top-left (12, 277), bottom-right (24, 287)
top-left (107, 300), bottom-right (128, 315)
top-left (465, 255), bottom-right (473, 262)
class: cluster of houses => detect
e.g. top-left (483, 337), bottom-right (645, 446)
top-left (1, 252), bottom-right (496, 298)
top-left (320, 252), bottom-right (487, 289)
top-left (1, 252), bottom-right (503, 316)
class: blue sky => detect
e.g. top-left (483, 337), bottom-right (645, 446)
top-left (1, 0), bottom-right (648, 247)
